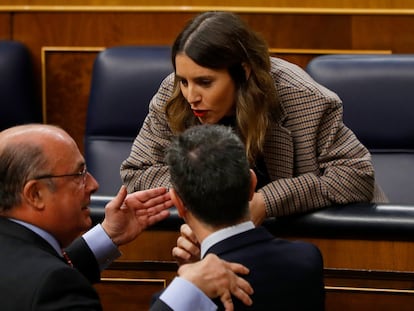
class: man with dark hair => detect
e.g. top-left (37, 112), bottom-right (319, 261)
top-left (166, 124), bottom-right (325, 310)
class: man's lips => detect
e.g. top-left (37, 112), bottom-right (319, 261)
top-left (193, 110), bottom-right (207, 117)
top-left (81, 203), bottom-right (90, 211)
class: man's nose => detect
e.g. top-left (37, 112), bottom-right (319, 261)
top-left (85, 172), bottom-right (99, 194)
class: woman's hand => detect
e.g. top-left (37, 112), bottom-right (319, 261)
top-left (249, 192), bottom-right (266, 226)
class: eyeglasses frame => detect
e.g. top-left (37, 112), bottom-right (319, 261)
top-left (32, 166), bottom-right (88, 185)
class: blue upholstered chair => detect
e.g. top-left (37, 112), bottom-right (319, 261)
top-left (306, 54), bottom-right (414, 203)
top-left (0, 40), bottom-right (41, 131)
top-left (85, 46), bottom-right (173, 196)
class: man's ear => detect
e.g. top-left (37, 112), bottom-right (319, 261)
top-left (249, 169), bottom-right (257, 201)
top-left (169, 188), bottom-right (187, 219)
top-left (242, 62), bottom-right (251, 80)
top-left (22, 180), bottom-right (46, 211)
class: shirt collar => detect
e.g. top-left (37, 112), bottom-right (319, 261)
top-left (201, 221), bottom-right (255, 258)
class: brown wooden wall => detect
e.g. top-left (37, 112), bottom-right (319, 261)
top-left (2, 2), bottom-right (414, 310)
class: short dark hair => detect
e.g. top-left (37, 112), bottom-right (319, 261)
top-left (165, 124), bottom-right (251, 227)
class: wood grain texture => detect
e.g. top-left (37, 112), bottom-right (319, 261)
top-left (2, 0), bottom-right (414, 9)
top-left (0, 13), bottom-right (11, 39)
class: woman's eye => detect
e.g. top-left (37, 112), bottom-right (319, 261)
top-left (179, 79), bottom-right (188, 87)
top-left (199, 79), bottom-right (212, 87)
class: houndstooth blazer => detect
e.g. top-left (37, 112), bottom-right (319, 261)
top-left (120, 57), bottom-right (387, 217)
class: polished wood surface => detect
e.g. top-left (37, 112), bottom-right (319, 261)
top-left (41, 49), bottom-right (99, 151)
top-left (116, 229), bottom-right (414, 272)
top-left (325, 290), bottom-right (414, 311)
top-left (94, 277), bottom-right (167, 311)
top-left (2, 0), bottom-right (414, 9)
top-left (0, 13), bottom-right (10, 38)
top-left (118, 230), bottom-right (178, 262)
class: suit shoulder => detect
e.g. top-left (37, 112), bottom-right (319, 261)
top-left (274, 238), bottom-right (323, 263)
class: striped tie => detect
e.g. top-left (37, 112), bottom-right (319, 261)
top-left (62, 250), bottom-right (74, 268)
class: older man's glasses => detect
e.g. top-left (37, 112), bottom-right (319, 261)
top-left (33, 167), bottom-right (88, 185)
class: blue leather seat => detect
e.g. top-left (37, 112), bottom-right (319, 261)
top-left (306, 54), bottom-right (414, 204)
top-left (0, 40), bottom-right (41, 131)
top-left (85, 46), bottom-right (173, 196)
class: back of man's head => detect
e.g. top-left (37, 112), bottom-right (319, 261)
top-left (165, 124), bottom-right (251, 227)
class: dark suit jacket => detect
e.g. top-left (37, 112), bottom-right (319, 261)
top-left (207, 226), bottom-right (325, 311)
top-left (0, 217), bottom-right (101, 310)
top-left (0, 217), bottom-right (171, 311)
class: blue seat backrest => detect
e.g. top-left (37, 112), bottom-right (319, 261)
top-left (85, 46), bottom-right (173, 196)
top-left (306, 54), bottom-right (414, 203)
top-left (0, 40), bottom-right (41, 131)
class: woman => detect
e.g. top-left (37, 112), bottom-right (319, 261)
top-left (121, 11), bottom-right (387, 226)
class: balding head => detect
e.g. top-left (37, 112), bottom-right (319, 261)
top-left (0, 124), bottom-right (75, 212)
top-left (0, 124), bottom-right (73, 150)
top-left (0, 124), bottom-right (98, 247)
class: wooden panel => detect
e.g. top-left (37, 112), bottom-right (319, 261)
top-left (12, 12), bottom-right (193, 47)
top-left (325, 269), bottom-right (414, 310)
top-left (101, 262), bottom-right (177, 281)
top-left (117, 228), bottom-right (414, 272)
top-left (290, 237), bottom-right (414, 272)
top-left (326, 289), bottom-right (414, 311)
top-left (42, 49), bottom-right (99, 154)
top-left (325, 269), bottom-right (414, 290)
top-left (244, 14), bottom-right (352, 50)
top-left (353, 15), bottom-right (414, 52)
top-left (3, 0), bottom-right (414, 9)
top-left (98, 262), bottom-right (177, 310)
top-left (0, 13), bottom-right (11, 39)
top-left (117, 230), bottom-right (179, 261)
top-left (94, 278), bottom-right (166, 311)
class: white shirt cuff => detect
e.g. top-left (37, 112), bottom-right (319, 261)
top-left (82, 224), bottom-right (121, 270)
top-left (159, 277), bottom-right (217, 311)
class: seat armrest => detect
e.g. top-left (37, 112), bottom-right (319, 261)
top-left (90, 195), bottom-right (414, 240)
top-left (266, 203), bottom-right (414, 240)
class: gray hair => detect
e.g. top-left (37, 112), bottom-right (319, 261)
top-left (0, 141), bottom-right (50, 212)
